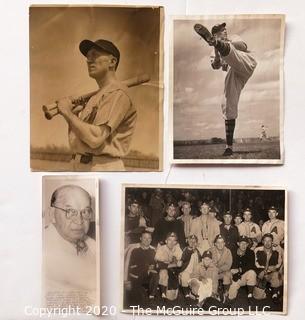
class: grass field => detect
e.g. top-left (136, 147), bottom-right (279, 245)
top-left (30, 158), bottom-right (159, 171)
top-left (30, 148), bottom-right (160, 171)
top-left (174, 140), bottom-right (280, 160)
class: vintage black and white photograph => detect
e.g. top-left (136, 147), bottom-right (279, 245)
top-left (122, 185), bottom-right (287, 315)
top-left (171, 15), bottom-right (284, 164)
top-left (30, 5), bottom-right (163, 171)
top-left (42, 176), bottom-right (100, 311)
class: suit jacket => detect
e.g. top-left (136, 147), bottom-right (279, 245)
top-left (44, 224), bottom-right (96, 306)
top-left (220, 223), bottom-right (239, 253)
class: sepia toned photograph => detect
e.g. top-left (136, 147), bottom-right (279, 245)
top-left (42, 176), bottom-right (100, 312)
top-left (30, 5), bottom-right (163, 172)
top-left (122, 185), bottom-right (287, 315)
top-left (171, 15), bottom-right (285, 164)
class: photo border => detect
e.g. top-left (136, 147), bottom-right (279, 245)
top-left (169, 14), bottom-right (285, 165)
top-left (41, 175), bottom-right (100, 313)
top-left (30, 5), bottom-right (164, 172)
top-left (120, 183), bottom-right (288, 315)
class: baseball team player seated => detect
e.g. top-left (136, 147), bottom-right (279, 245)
top-left (228, 235), bottom-right (257, 301)
top-left (179, 234), bottom-right (201, 298)
top-left (194, 22), bottom-right (257, 156)
top-left (210, 234), bottom-right (233, 301)
top-left (254, 233), bottom-right (283, 302)
top-left (127, 231), bottom-right (159, 302)
top-left (56, 38), bottom-right (137, 171)
top-left (155, 232), bottom-right (183, 299)
top-left (188, 250), bottom-right (219, 306)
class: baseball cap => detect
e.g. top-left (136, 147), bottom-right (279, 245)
top-left (211, 22), bottom-right (226, 35)
top-left (166, 232), bottom-right (178, 240)
top-left (166, 201), bottom-right (177, 209)
top-left (209, 206), bottom-right (217, 213)
top-left (262, 233), bottom-right (274, 241)
top-left (238, 235), bottom-right (249, 243)
top-left (79, 39), bottom-right (120, 67)
top-left (188, 234), bottom-right (198, 241)
top-left (129, 198), bottom-right (140, 205)
top-left (199, 200), bottom-right (210, 208)
top-left (223, 211), bottom-right (233, 217)
top-left (202, 250), bottom-right (213, 259)
top-left (214, 234), bottom-right (225, 243)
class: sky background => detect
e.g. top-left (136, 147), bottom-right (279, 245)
top-left (173, 16), bottom-right (283, 141)
top-left (30, 6), bottom-right (162, 157)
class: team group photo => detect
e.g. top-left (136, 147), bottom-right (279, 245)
top-left (172, 15), bottom-right (284, 164)
top-left (122, 186), bottom-right (287, 314)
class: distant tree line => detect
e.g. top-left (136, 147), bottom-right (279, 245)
top-left (30, 145), bottom-right (158, 160)
top-left (174, 137), bottom-right (225, 146)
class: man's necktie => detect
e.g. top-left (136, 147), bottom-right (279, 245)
top-left (75, 239), bottom-right (88, 255)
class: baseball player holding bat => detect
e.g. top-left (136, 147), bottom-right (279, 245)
top-left (49, 38), bottom-right (138, 171)
top-left (194, 23), bottom-right (257, 156)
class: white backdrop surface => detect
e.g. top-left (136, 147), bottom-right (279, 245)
top-left (0, 0), bottom-right (304, 319)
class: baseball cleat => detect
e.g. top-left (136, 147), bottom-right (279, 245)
top-left (272, 293), bottom-right (280, 304)
top-left (189, 292), bottom-right (198, 300)
top-left (194, 24), bottom-right (215, 45)
top-left (223, 292), bottom-right (229, 303)
top-left (223, 148), bottom-right (233, 156)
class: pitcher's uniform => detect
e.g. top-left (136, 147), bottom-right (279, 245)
top-left (210, 35), bottom-right (257, 120)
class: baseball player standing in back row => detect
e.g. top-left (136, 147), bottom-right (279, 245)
top-left (194, 23), bottom-right (257, 156)
top-left (56, 39), bottom-right (137, 170)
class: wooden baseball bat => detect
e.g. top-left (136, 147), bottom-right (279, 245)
top-left (42, 73), bottom-right (150, 120)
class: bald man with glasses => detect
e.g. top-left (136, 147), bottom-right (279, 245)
top-left (44, 184), bottom-right (96, 307)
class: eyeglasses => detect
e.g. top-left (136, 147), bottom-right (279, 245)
top-left (52, 205), bottom-right (92, 221)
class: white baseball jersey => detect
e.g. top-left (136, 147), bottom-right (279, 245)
top-left (210, 35), bottom-right (257, 120)
top-left (262, 218), bottom-right (285, 245)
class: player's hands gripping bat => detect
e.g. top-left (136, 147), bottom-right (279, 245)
top-left (42, 73), bottom-right (150, 120)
